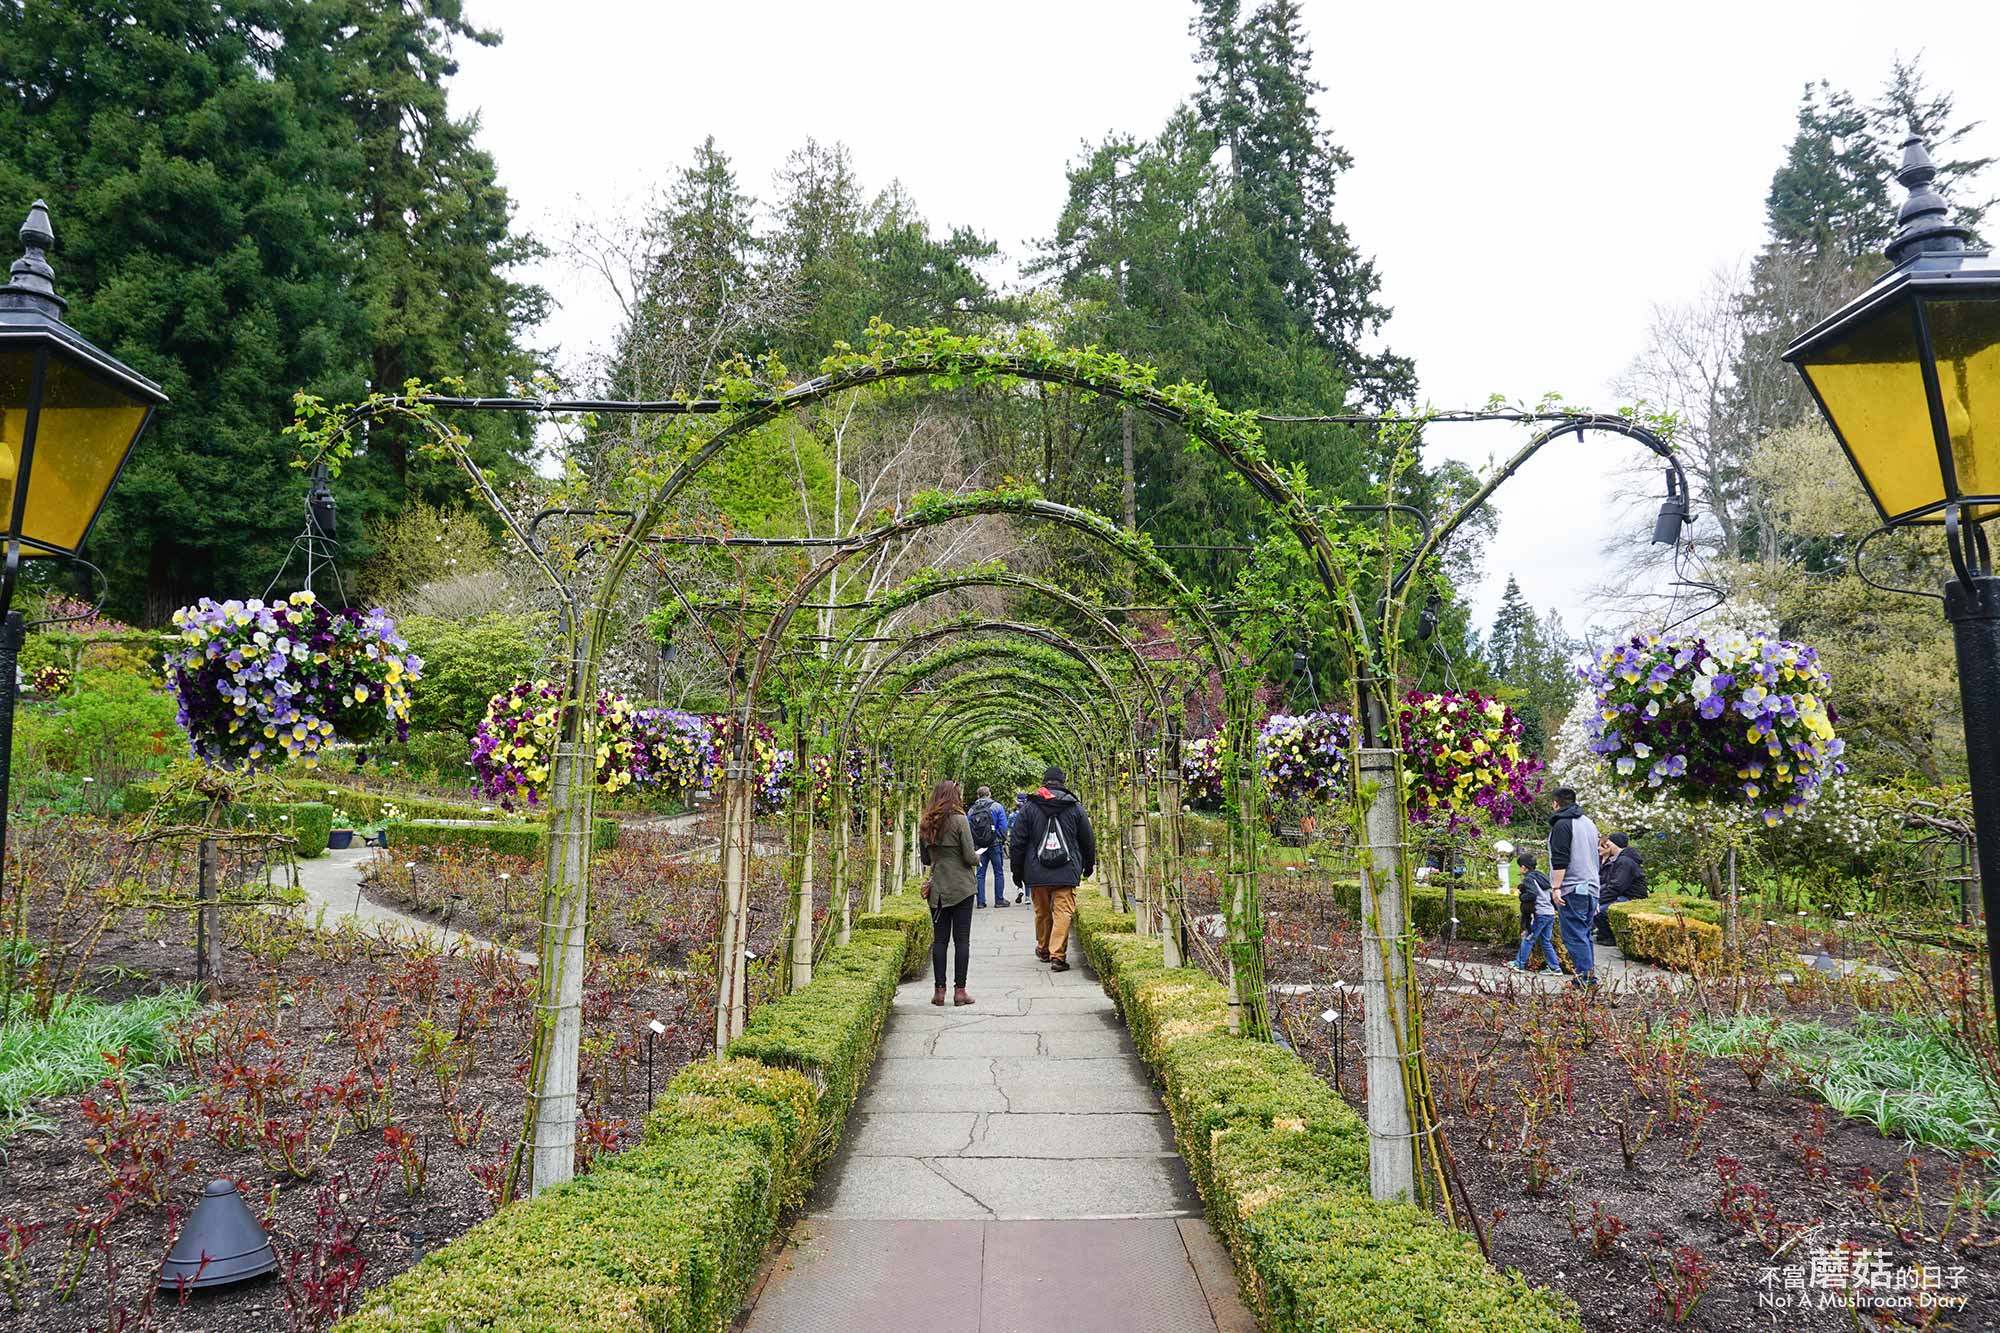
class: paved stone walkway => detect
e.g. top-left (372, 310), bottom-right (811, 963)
top-left (744, 904), bottom-right (1254, 1333)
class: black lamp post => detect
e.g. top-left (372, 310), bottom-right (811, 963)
top-left (1784, 134), bottom-right (2000, 1024)
top-left (0, 201), bottom-right (165, 888)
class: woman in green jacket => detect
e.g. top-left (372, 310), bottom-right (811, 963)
top-left (919, 778), bottom-right (979, 1007)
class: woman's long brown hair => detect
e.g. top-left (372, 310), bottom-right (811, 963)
top-left (918, 779), bottom-right (964, 845)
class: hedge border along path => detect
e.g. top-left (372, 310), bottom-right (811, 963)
top-left (342, 895), bottom-right (933, 1332)
top-left (1071, 897), bottom-right (1580, 1333)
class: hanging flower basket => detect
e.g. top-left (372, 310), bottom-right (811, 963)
top-left (1256, 710), bottom-right (1353, 805)
top-left (1181, 732), bottom-right (1229, 811)
top-left (706, 714), bottom-right (792, 815)
top-left (1580, 635), bottom-right (1846, 825)
top-left (165, 593), bottom-right (421, 769)
top-left (806, 748), bottom-right (870, 817)
top-left (1397, 689), bottom-right (1543, 835)
top-left (629, 706), bottom-right (714, 803)
top-left (469, 680), bottom-right (641, 810)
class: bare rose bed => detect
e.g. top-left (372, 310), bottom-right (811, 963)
top-left (1183, 872), bottom-right (2000, 1330)
top-left (0, 822), bottom-right (773, 1332)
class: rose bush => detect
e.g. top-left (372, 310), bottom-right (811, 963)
top-left (165, 592), bottom-right (420, 769)
top-left (1398, 689), bottom-right (1543, 834)
top-left (1580, 634), bottom-right (1847, 826)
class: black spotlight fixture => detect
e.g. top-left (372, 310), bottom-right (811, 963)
top-left (1416, 592), bottom-right (1441, 641)
top-left (1652, 470), bottom-right (1690, 546)
top-left (159, 1179), bottom-right (277, 1290)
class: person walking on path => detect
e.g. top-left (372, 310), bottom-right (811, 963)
top-left (918, 779), bottom-right (980, 1007)
top-left (1595, 832), bottom-right (1647, 944)
top-left (967, 784), bottom-right (1010, 908)
top-left (1547, 786), bottom-right (1602, 987)
top-left (1008, 766), bottom-right (1096, 973)
top-left (1507, 852), bottom-right (1562, 974)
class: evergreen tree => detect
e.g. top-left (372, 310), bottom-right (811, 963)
top-left (1486, 575), bottom-right (1535, 679)
top-left (0, 0), bottom-right (367, 621)
top-left (1764, 81), bottom-right (1892, 259)
top-left (301, 0), bottom-right (547, 493)
top-left (608, 136), bottom-right (763, 399)
top-left (1870, 56), bottom-right (1996, 237)
top-left (0, 0), bottom-right (543, 622)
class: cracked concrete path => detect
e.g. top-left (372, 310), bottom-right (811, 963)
top-left (744, 903), bottom-right (1255, 1332)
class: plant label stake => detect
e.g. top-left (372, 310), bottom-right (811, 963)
top-left (647, 1019), bottom-right (665, 1109)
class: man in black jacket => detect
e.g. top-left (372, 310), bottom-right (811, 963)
top-left (1596, 832), bottom-right (1647, 944)
top-left (1008, 766), bottom-right (1097, 972)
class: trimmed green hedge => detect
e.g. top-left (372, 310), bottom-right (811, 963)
top-left (1326, 880), bottom-right (1519, 944)
top-left (344, 903), bottom-right (931, 1331)
top-left (118, 785), bottom-right (332, 859)
top-left (852, 893), bottom-right (933, 980)
top-left (1606, 892), bottom-right (1718, 934)
top-left (277, 777), bottom-right (509, 825)
top-left (1073, 898), bottom-right (1578, 1332)
top-left (384, 816), bottom-right (620, 857)
top-left (727, 929), bottom-right (905, 1169)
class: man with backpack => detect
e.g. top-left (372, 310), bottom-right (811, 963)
top-left (967, 785), bottom-right (1010, 908)
top-left (1008, 766), bottom-right (1096, 972)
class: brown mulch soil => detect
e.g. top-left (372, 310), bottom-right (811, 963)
top-left (1189, 872), bottom-right (2000, 1330)
top-left (0, 820), bottom-right (768, 1331)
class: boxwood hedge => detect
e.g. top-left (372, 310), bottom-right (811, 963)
top-left (384, 816), bottom-right (620, 857)
top-left (118, 784), bottom-right (333, 859)
top-left (1325, 880), bottom-right (1520, 944)
top-left (342, 905), bottom-right (926, 1332)
top-left (1073, 897), bottom-right (1578, 1333)
top-left (852, 892), bottom-right (934, 980)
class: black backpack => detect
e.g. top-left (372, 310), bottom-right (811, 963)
top-left (1037, 811), bottom-right (1074, 869)
top-left (969, 800), bottom-right (996, 849)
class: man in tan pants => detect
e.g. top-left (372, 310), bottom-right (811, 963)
top-left (1007, 766), bottom-right (1097, 972)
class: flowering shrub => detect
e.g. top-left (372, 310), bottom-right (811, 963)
top-left (1398, 689), bottom-right (1543, 834)
top-left (1580, 635), bottom-right (1847, 826)
top-left (707, 714), bottom-right (791, 815)
top-left (470, 681), bottom-right (640, 810)
top-left (165, 593), bottom-right (420, 769)
top-left (1256, 711), bottom-right (1352, 804)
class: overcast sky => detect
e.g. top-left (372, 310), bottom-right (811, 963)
top-left (450, 0), bottom-right (2000, 642)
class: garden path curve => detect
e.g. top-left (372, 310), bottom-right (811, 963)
top-left (743, 904), bottom-right (1256, 1333)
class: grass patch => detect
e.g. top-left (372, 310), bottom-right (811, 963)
top-left (0, 989), bottom-right (200, 1136)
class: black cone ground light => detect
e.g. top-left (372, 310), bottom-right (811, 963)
top-left (159, 1179), bottom-right (277, 1290)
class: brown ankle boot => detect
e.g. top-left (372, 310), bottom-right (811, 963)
top-left (953, 988), bottom-right (975, 1007)
top-left (931, 986), bottom-right (947, 1006)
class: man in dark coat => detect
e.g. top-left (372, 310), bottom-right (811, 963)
top-left (1008, 765), bottom-right (1097, 972)
top-left (1596, 832), bottom-right (1647, 944)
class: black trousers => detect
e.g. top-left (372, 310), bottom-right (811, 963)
top-left (932, 895), bottom-right (974, 988)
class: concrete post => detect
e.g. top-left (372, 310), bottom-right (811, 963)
top-left (1356, 746), bottom-right (1416, 1203)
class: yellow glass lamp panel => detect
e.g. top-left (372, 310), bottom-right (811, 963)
top-left (1798, 304), bottom-right (1946, 522)
top-left (0, 350), bottom-right (148, 555)
top-left (1925, 297), bottom-right (2000, 519)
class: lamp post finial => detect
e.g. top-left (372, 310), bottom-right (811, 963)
top-left (1885, 132), bottom-right (1979, 264)
top-left (2, 199), bottom-right (66, 315)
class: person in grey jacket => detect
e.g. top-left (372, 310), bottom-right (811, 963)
top-left (1547, 787), bottom-right (1602, 987)
top-left (918, 778), bottom-right (979, 1007)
